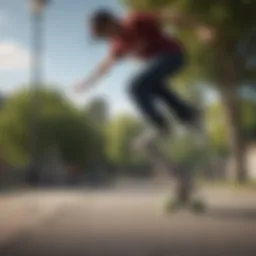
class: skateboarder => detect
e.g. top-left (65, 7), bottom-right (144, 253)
top-left (74, 9), bottom-right (214, 209)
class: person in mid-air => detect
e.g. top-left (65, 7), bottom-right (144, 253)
top-left (75, 8), bottom-right (214, 150)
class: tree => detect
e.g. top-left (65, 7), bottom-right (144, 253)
top-left (0, 94), bottom-right (6, 110)
top-left (84, 97), bottom-right (111, 169)
top-left (206, 98), bottom-right (256, 153)
top-left (0, 89), bottom-right (100, 168)
top-left (105, 113), bottom-right (146, 171)
top-left (124, 0), bottom-right (256, 182)
top-left (85, 97), bottom-right (109, 127)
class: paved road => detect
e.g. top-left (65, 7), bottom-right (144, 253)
top-left (0, 187), bottom-right (256, 256)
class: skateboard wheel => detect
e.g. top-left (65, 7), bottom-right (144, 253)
top-left (190, 200), bottom-right (206, 214)
top-left (165, 198), bottom-right (185, 213)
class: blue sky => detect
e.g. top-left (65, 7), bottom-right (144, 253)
top-left (0, 0), bottom-right (140, 115)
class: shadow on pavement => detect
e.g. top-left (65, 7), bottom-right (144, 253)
top-left (207, 207), bottom-right (256, 221)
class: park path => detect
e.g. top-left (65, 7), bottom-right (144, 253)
top-left (0, 187), bottom-right (256, 256)
top-left (0, 190), bottom-right (76, 247)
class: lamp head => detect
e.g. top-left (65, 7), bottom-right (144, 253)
top-left (29, 0), bottom-right (50, 13)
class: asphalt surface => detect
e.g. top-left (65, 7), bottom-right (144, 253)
top-left (0, 187), bottom-right (256, 256)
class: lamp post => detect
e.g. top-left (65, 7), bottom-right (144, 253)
top-left (28, 0), bottom-right (50, 184)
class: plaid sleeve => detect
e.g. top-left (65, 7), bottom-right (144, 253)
top-left (110, 40), bottom-right (128, 60)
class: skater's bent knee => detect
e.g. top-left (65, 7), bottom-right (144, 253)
top-left (128, 76), bottom-right (151, 99)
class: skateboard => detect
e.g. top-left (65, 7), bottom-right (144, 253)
top-left (132, 120), bottom-right (209, 214)
top-left (165, 197), bottom-right (207, 214)
top-left (164, 164), bottom-right (207, 214)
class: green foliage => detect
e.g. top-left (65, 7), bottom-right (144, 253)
top-left (206, 98), bottom-right (256, 152)
top-left (161, 132), bottom-right (208, 169)
top-left (206, 101), bottom-right (229, 153)
top-left (158, 97), bottom-right (256, 168)
top-left (126, 0), bottom-right (255, 29)
top-left (125, 0), bottom-right (255, 78)
top-left (105, 113), bottom-right (145, 166)
top-left (83, 97), bottom-right (110, 163)
top-left (84, 97), bottom-right (109, 127)
top-left (0, 89), bottom-right (100, 167)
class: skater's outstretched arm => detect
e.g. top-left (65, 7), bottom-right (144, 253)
top-left (157, 10), bottom-right (215, 44)
top-left (74, 55), bottom-right (116, 93)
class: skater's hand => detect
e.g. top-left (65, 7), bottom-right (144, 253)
top-left (195, 25), bottom-right (216, 45)
top-left (74, 56), bottom-right (116, 94)
top-left (74, 79), bottom-right (93, 94)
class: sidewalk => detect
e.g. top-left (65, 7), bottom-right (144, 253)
top-left (0, 191), bottom-right (69, 248)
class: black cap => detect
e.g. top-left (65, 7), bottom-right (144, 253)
top-left (90, 9), bottom-right (117, 38)
top-left (91, 9), bottom-right (116, 24)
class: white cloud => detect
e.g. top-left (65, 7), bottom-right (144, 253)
top-left (0, 42), bottom-right (31, 70)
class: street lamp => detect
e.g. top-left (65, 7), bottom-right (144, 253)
top-left (28, 0), bottom-right (50, 184)
top-left (29, 0), bottom-right (50, 13)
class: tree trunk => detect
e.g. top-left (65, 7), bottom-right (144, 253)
top-left (221, 86), bottom-right (247, 182)
top-left (217, 54), bottom-right (247, 183)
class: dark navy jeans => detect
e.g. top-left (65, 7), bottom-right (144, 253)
top-left (129, 52), bottom-right (196, 132)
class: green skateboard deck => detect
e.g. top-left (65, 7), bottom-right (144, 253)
top-left (165, 197), bottom-right (207, 214)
